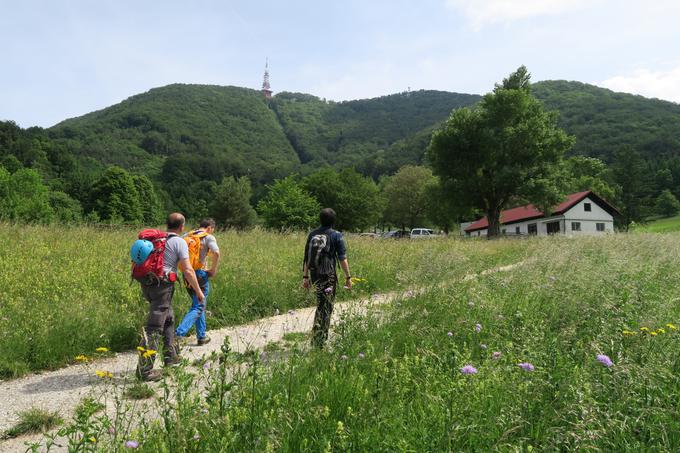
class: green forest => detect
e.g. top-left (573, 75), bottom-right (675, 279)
top-left (2, 79), bottom-right (680, 230)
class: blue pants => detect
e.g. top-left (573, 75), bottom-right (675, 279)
top-left (176, 269), bottom-right (210, 340)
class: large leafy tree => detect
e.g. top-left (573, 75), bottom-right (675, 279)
top-left (257, 176), bottom-right (320, 231)
top-left (133, 175), bottom-right (163, 225)
top-left (611, 146), bottom-right (652, 228)
top-left (89, 166), bottom-right (142, 223)
top-left (210, 176), bottom-right (257, 229)
top-left (382, 165), bottom-right (436, 230)
top-left (560, 156), bottom-right (619, 202)
top-left (0, 167), bottom-right (54, 223)
top-left (428, 66), bottom-right (574, 237)
top-left (302, 167), bottom-right (383, 231)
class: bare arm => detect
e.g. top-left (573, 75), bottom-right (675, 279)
top-left (302, 262), bottom-right (311, 289)
top-left (207, 251), bottom-right (220, 278)
top-left (178, 258), bottom-right (205, 303)
top-left (339, 259), bottom-right (352, 289)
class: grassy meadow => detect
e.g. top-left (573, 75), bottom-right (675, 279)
top-left (633, 215), bottom-right (680, 233)
top-left (33, 232), bottom-right (680, 451)
top-left (0, 224), bottom-right (529, 379)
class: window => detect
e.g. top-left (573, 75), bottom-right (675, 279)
top-left (528, 223), bottom-right (537, 235)
top-left (571, 222), bottom-right (581, 231)
top-left (596, 222), bottom-right (605, 232)
top-left (584, 202), bottom-right (592, 212)
top-left (515, 226), bottom-right (520, 234)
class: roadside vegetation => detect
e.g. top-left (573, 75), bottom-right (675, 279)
top-left (27, 233), bottom-right (680, 451)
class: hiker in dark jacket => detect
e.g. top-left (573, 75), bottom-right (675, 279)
top-left (302, 208), bottom-right (352, 348)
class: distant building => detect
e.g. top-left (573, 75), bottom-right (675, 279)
top-left (464, 191), bottom-right (620, 237)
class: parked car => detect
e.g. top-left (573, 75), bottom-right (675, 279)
top-left (381, 230), bottom-right (410, 239)
top-left (410, 228), bottom-right (436, 239)
top-left (359, 232), bottom-right (378, 238)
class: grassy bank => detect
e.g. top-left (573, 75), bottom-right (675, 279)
top-left (37, 233), bottom-right (680, 451)
top-left (0, 225), bottom-right (529, 379)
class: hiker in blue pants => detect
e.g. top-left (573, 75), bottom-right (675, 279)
top-left (176, 218), bottom-right (220, 346)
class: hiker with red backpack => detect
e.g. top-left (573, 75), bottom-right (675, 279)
top-left (176, 218), bottom-right (220, 346)
top-left (130, 213), bottom-right (205, 381)
top-left (302, 208), bottom-right (352, 348)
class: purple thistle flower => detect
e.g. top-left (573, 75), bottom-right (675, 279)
top-left (358, 352), bottom-right (365, 359)
top-left (596, 354), bottom-right (614, 367)
top-left (492, 351), bottom-right (502, 360)
top-left (475, 323), bottom-right (482, 333)
top-left (447, 331), bottom-right (453, 337)
top-left (203, 362), bottom-right (210, 370)
top-left (108, 426), bottom-right (116, 435)
top-left (480, 343), bottom-right (487, 349)
top-left (518, 362), bottom-right (535, 372)
top-left (324, 287), bottom-right (333, 294)
top-left (125, 440), bottom-right (139, 449)
top-left (460, 365), bottom-right (478, 375)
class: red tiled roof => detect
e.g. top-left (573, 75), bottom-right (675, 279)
top-left (465, 191), bottom-right (592, 232)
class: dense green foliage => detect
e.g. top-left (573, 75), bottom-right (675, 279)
top-left (210, 176), bottom-right (257, 229)
top-left (381, 165), bottom-right (436, 229)
top-left (429, 67), bottom-right (574, 236)
top-left (257, 177), bottom-right (321, 230)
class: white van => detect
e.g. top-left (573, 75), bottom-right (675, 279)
top-left (410, 228), bottom-right (435, 239)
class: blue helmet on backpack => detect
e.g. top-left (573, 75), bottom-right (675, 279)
top-left (130, 239), bottom-right (154, 264)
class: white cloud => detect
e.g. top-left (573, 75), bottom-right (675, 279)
top-left (598, 68), bottom-right (680, 104)
top-left (446, 0), bottom-right (593, 29)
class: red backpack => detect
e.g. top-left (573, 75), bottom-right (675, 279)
top-left (131, 229), bottom-right (170, 283)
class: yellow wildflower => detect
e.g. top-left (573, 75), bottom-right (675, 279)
top-left (75, 354), bottom-right (88, 362)
top-left (95, 347), bottom-right (109, 353)
top-left (137, 346), bottom-right (146, 353)
top-left (657, 328), bottom-right (666, 334)
top-left (622, 330), bottom-right (637, 336)
top-left (639, 327), bottom-right (649, 332)
top-left (95, 370), bottom-right (113, 378)
top-left (666, 323), bottom-right (678, 331)
top-left (350, 277), bottom-right (367, 284)
top-left (143, 350), bottom-right (157, 359)
top-left (89, 437), bottom-right (97, 443)
top-left (650, 331), bottom-right (658, 337)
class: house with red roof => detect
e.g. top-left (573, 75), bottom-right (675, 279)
top-left (464, 191), bottom-right (620, 237)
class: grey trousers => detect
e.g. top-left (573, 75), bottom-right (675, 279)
top-left (137, 282), bottom-right (178, 378)
top-left (311, 274), bottom-right (337, 348)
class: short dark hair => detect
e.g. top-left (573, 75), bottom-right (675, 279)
top-left (319, 208), bottom-right (336, 227)
top-left (199, 218), bottom-right (216, 229)
top-left (166, 212), bottom-right (185, 230)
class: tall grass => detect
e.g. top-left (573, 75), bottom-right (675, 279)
top-left (34, 233), bottom-right (680, 451)
top-left (0, 225), bottom-right (529, 378)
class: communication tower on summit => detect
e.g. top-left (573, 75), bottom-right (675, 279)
top-left (262, 59), bottom-right (272, 100)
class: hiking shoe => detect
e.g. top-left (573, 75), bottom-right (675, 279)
top-left (164, 355), bottom-right (183, 367)
top-left (197, 336), bottom-right (211, 346)
top-left (140, 369), bottom-right (163, 382)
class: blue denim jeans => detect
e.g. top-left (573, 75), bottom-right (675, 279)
top-left (176, 269), bottom-right (210, 340)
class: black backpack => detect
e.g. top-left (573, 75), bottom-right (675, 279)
top-left (307, 230), bottom-right (336, 277)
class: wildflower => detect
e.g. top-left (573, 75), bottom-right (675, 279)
top-left (136, 346), bottom-right (146, 353)
top-left (518, 362), bottom-right (535, 372)
top-left (340, 355), bottom-right (348, 361)
top-left (666, 323), bottom-right (678, 331)
top-left (492, 351), bottom-right (502, 360)
top-left (95, 347), bottom-right (109, 353)
top-left (350, 277), bottom-right (366, 284)
top-left (475, 323), bottom-right (482, 333)
top-left (108, 426), bottom-right (116, 435)
top-left (650, 331), bottom-right (658, 336)
top-left (460, 365), bottom-right (478, 375)
top-left (640, 327), bottom-right (649, 332)
top-left (193, 433), bottom-right (201, 441)
top-left (358, 352), bottom-right (365, 359)
top-left (596, 354), bottom-right (614, 367)
top-left (203, 362), bottom-right (210, 370)
top-left (125, 440), bottom-right (139, 449)
top-left (622, 330), bottom-right (637, 336)
top-left (95, 370), bottom-right (113, 378)
top-left (75, 354), bottom-right (88, 362)
top-left (447, 331), bottom-right (453, 337)
top-left (468, 301), bottom-right (475, 308)
top-left (142, 350), bottom-right (157, 359)
top-left (324, 287), bottom-right (333, 294)
top-left (548, 276), bottom-right (556, 282)
top-left (89, 437), bottom-right (97, 443)
top-left (480, 344), bottom-right (487, 349)
top-left (657, 328), bottom-right (666, 334)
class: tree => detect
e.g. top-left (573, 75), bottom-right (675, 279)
top-left (655, 189), bottom-right (680, 218)
top-left (49, 191), bottom-right (82, 223)
top-left (428, 66), bottom-right (574, 238)
top-left (0, 167), bottom-right (54, 223)
top-left (302, 167), bottom-right (383, 231)
top-left (210, 176), bottom-right (257, 229)
top-left (257, 176), bottom-right (320, 230)
top-left (611, 146), bottom-right (651, 228)
top-left (89, 166), bottom-right (142, 223)
top-left (424, 179), bottom-right (474, 234)
top-left (133, 175), bottom-right (163, 225)
top-left (560, 156), bottom-right (619, 202)
top-left (382, 165), bottom-right (436, 230)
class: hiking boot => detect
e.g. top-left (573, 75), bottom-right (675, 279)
top-left (139, 369), bottom-right (163, 382)
top-left (164, 355), bottom-right (183, 367)
top-left (197, 336), bottom-right (211, 346)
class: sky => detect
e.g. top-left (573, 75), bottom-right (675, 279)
top-left (2, 0), bottom-right (680, 128)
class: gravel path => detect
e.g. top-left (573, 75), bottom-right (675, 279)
top-left (0, 261), bottom-right (523, 452)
